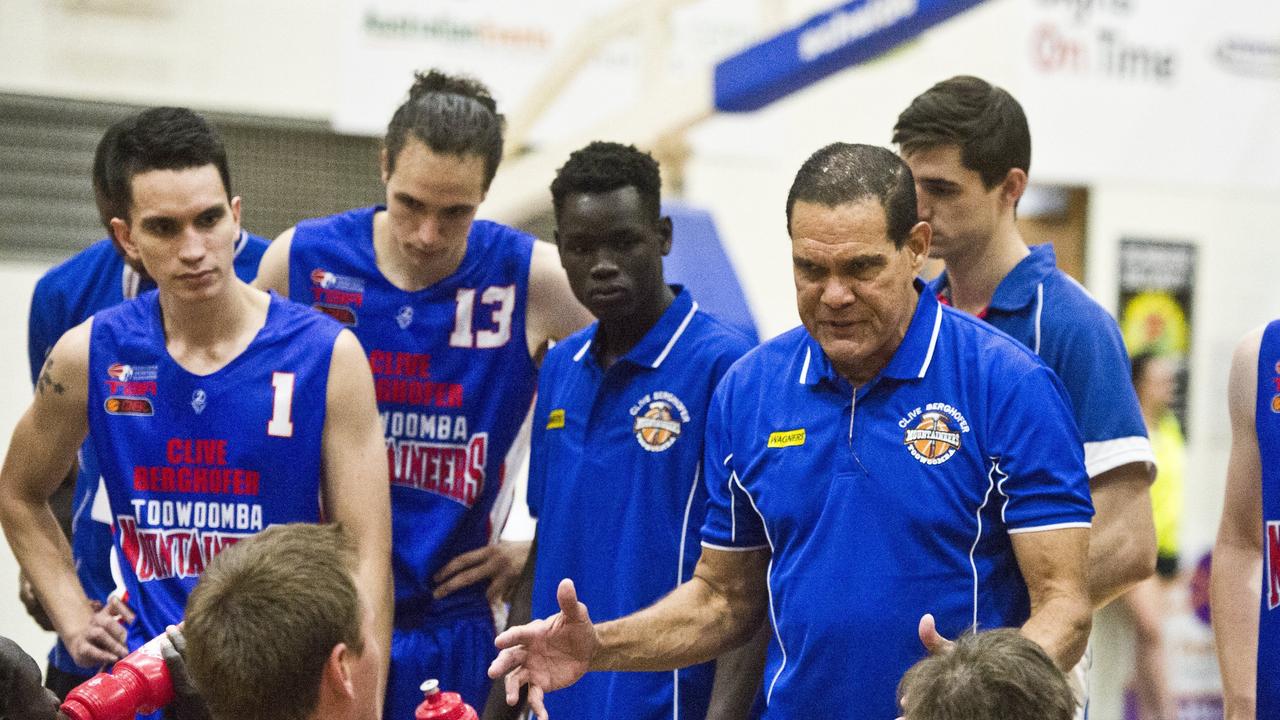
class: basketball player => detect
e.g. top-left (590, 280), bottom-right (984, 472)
top-left (1211, 323), bottom-right (1280, 719)
top-left (521, 142), bottom-right (754, 719)
top-left (0, 108), bottom-right (392, 686)
top-left (489, 144), bottom-right (1094, 720)
top-left (253, 70), bottom-right (591, 717)
top-left (21, 108), bottom-right (269, 697)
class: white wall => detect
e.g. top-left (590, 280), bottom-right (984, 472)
top-left (0, 260), bottom-right (59, 673)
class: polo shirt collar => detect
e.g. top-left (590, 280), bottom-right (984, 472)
top-left (988, 243), bottom-right (1057, 312)
top-left (932, 243), bottom-right (1057, 313)
top-left (572, 285), bottom-right (699, 370)
top-left (798, 279), bottom-right (944, 387)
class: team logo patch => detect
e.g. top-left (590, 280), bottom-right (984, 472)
top-left (767, 429), bottom-right (806, 448)
top-left (546, 409), bottom-right (565, 430)
top-left (1273, 394), bottom-right (1280, 414)
top-left (105, 396), bottom-right (154, 416)
top-left (191, 389), bottom-right (208, 415)
top-left (630, 391), bottom-right (689, 452)
top-left (396, 305), bottom-right (414, 330)
top-left (107, 363), bottom-right (158, 382)
top-left (310, 268), bottom-right (365, 293)
top-left (900, 402), bottom-right (971, 465)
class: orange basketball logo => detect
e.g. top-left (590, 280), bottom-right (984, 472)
top-left (631, 391), bottom-right (690, 453)
top-left (1272, 394), bottom-right (1280, 414)
top-left (903, 411), bottom-right (962, 465)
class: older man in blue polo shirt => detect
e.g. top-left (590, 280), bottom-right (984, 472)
top-left (489, 143), bottom-right (1094, 720)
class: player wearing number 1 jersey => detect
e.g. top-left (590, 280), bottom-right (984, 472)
top-left (254, 70), bottom-right (590, 718)
top-left (0, 108), bottom-right (392, 685)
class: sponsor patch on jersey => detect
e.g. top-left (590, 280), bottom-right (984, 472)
top-left (767, 429), bottom-right (806, 448)
top-left (310, 268), bottom-right (365, 293)
top-left (1272, 394), bottom-right (1280, 414)
top-left (107, 363), bottom-right (158, 382)
top-left (105, 396), bottom-right (154, 416)
top-left (630, 391), bottom-right (690, 452)
top-left (313, 303), bottom-right (358, 326)
top-left (899, 402), bottom-right (971, 466)
top-left (546, 409), bottom-right (565, 430)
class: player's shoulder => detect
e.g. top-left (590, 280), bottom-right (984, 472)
top-left (238, 230), bottom-right (270, 258)
top-left (36, 238), bottom-right (120, 295)
top-left (1037, 268), bottom-right (1120, 332)
top-left (542, 323), bottom-right (597, 368)
top-left (469, 219), bottom-right (536, 264)
top-left (684, 305), bottom-right (756, 362)
top-left (268, 291), bottom-right (343, 332)
top-left (722, 326), bottom-right (810, 387)
top-left (941, 303), bottom-right (1049, 378)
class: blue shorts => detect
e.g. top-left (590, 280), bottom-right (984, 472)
top-left (385, 612), bottom-right (495, 720)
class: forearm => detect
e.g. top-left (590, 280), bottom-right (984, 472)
top-left (594, 575), bottom-right (763, 673)
top-left (1211, 537), bottom-right (1261, 718)
top-left (704, 619), bottom-right (768, 720)
top-left (0, 490), bottom-right (93, 639)
top-left (1086, 469), bottom-right (1157, 607)
top-left (1020, 593), bottom-right (1092, 671)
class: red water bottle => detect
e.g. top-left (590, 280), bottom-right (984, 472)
top-left (60, 633), bottom-right (175, 720)
top-left (414, 679), bottom-right (478, 720)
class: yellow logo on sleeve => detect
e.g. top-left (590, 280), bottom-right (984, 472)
top-left (767, 429), bottom-right (806, 448)
top-left (546, 409), bottom-right (565, 430)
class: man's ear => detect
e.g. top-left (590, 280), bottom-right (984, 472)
top-left (657, 216), bottom-right (673, 256)
top-left (230, 196), bottom-right (243, 227)
top-left (1000, 168), bottom-right (1028, 211)
top-left (322, 643), bottom-right (357, 700)
top-left (110, 217), bottom-right (141, 265)
top-left (906, 220), bottom-right (932, 273)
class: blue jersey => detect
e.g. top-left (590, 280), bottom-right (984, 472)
top-left (29, 232), bottom-right (266, 673)
top-left (528, 288), bottom-right (752, 720)
top-left (86, 291), bottom-right (340, 648)
top-left (930, 244), bottom-right (1152, 478)
top-left (700, 285), bottom-right (1093, 719)
top-left (1256, 320), bottom-right (1280, 716)
top-left (287, 206), bottom-right (538, 624)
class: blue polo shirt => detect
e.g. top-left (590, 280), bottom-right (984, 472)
top-left (700, 284), bottom-right (1093, 719)
top-left (930, 244), bottom-right (1152, 478)
top-left (529, 287), bottom-right (753, 720)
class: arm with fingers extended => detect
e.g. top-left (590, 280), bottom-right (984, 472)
top-left (1212, 328), bottom-right (1264, 720)
top-left (489, 546), bottom-right (770, 719)
top-left (0, 321), bottom-right (132, 668)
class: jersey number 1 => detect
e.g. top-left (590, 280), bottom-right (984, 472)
top-left (268, 372), bottom-right (295, 438)
top-left (449, 286), bottom-right (515, 348)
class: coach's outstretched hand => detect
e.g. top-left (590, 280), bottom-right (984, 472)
top-left (917, 613), bottom-right (956, 656)
top-left (488, 579), bottom-right (598, 720)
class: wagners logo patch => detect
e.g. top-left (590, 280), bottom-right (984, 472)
top-left (900, 402), bottom-right (970, 465)
top-left (768, 429), bottom-right (806, 448)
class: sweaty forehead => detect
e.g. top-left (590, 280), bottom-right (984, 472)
top-left (789, 199), bottom-right (892, 251)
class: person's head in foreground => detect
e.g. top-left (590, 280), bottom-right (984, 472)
top-left (897, 628), bottom-right (1074, 720)
top-left (184, 523), bottom-right (380, 720)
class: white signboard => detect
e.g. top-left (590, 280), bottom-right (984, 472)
top-left (1017, 0), bottom-right (1280, 190)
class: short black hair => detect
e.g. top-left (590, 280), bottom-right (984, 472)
top-left (893, 75), bottom-right (1031, 189)
top-left (550, 141), bottom-right (662, 222)
top-left (100, 107), bottom-right (232, 223)
top-left (384, 69), bottom-right (505, 190)
top-left (785, 142), bottom-right (917, 248)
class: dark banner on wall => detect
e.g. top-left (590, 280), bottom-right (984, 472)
top-left (1118, 239), bottom-right (1196, 434)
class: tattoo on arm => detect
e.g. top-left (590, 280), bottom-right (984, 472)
top-left (37, 358), bottom-right (65, 396)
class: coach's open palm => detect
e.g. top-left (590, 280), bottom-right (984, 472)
top-left (489, 579), bottom-right (599, 720)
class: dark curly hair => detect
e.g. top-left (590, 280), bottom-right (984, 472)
top-left (384, 69), bottom-right (505, 189)
top-left (550, 141), bottom-right (662, 222)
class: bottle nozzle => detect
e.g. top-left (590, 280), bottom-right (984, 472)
top-left (419, 679), bottom-right (440, 695)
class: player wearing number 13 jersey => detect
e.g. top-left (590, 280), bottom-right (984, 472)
top-left (0, 107), bottom-right (391, 676)
top-left (255, 70), bottom-right (590, 717)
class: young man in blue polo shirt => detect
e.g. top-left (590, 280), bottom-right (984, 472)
top-left (893, 77), bottom-right (1157, 709)
top-left (489, 143), bottom-right (1094, 720)
top-left (521, 142), bottom-right (755, 720)
top-left (22, 108), bottom-right (268, 697)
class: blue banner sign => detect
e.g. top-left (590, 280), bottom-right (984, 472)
top-left (714, 0), bottom-right (989, 112)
